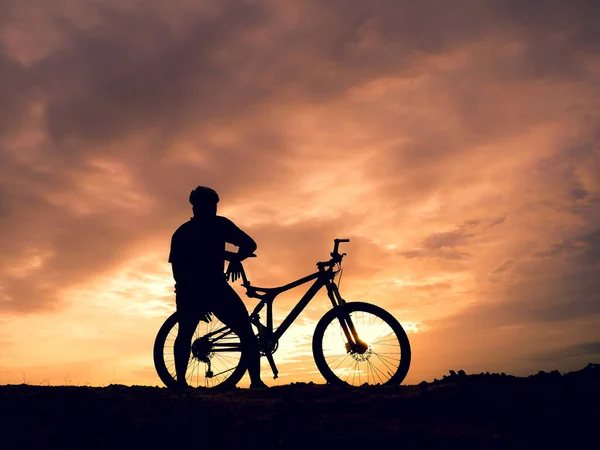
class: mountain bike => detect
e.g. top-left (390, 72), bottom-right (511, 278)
top-left (154, 239), bottom-right (411, 389)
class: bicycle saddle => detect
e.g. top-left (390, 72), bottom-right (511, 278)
top-left (244, 285), bottom-right (285, 299)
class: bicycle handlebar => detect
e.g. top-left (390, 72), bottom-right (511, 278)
top-left (314, 238), bottom-right (351, 269)
top-left (332, 238), bottom-right (350, 256)
top-left (235, 240), bottom-right (350, 288)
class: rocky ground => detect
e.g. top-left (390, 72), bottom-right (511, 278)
top-left (1, 363), bottom-right (598, 449)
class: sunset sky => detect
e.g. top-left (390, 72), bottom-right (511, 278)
top-left (1, 0), bottom-right (599, 387)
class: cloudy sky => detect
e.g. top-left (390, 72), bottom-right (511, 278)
top-left (1, 0), bottom-right (599, 387)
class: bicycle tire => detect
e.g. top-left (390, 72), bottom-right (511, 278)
top-left (312, 302), bottom-right (411, 386)
top-left (153, 312), bottom-right (248, 389)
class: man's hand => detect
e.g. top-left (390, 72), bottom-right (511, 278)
top-left (225, 260), bottom-right (244, 282)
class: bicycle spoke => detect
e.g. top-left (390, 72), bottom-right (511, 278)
top-left (325, 353), bottom-right (349, 365)
top-left (373, 336), bottom-right (400, 346)
top-left (367, 359), bottom-right (379, 384)
top-left (375, 352), bottom-right (401, 363)
top-left (214, 353), bottom-right (240, 363)
top-left (186, 359), bottom-right (197, 384)
top-left (373, 334), bottom-right (396, 344)
top-left (373, 353), bottom-right (397, 374)
top-left (332, 354), bottom-right (352, 372)
top-left (371, 344), bottom-right (400, 353)
top-left (211, 366), bottom-right (237, 378)
top-left (368, 360), bottom-right (388, 383)
top-left (367, 360), bottom-right (382, 384)
top-left (213, 352), bottom-right (236, 369)
top-left (369, 324), bottom-right (392, 346)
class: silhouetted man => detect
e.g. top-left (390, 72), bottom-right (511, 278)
top-left (169, 186), bottom-right (266, 389)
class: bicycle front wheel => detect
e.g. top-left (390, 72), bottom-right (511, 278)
top-left (312, 302), bottom-right (411, 386)
top-left (153, 312), bottom-right (247, 389)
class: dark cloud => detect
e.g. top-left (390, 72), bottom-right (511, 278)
top-left (422, 228), bottom-right (475, 250)
top-left (401, 248), bottom-right (471, 261)
top-left (7, 0), bottom-right (598, 149)
top-left (532, 340), bottom-right (600, 365)
top-left (489, 216), bottom-right (507, 228)
top-left (399, 220), bottom-right (480, 259)
top-left (0, 48), bottom-right (29, 136)
top-left (539, 228), bottom-right (600, 265)
top-left (580, 229), bottom-right (600, 264)
top-left (431, 260), bottom-right (600, 333)
top-left (412, 281), bottom-right (453, 292)
top-left (568, 341), bottom-right (600, 357)
top-left (535, 296), bottom-right (600, 323)
top-left (353, 0), bottom-right (600, 207)
top-left (40, 1), bottom-right (274, 146)
top-left (490, 259), bottom-right (514, 274)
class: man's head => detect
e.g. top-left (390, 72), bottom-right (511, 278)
top-left (189, 186), bottom-right (219, 218)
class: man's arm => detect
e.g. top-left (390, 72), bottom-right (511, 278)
top-left (222, 218), bottom-right (257, 283)
top-left (223, 218), bottom-right (257, 261)
top-left (168, 231), bottom-right (182, 283)
top-left (224, 246), bottom-right (256, 261)
top-left (170, 261), bottom-right (185, 284)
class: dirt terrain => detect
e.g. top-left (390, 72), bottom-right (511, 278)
top-left (2, 364), bottom-right (598, 449)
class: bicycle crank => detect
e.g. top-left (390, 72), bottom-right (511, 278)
top-left (265, 352), bottom-right (279, 379)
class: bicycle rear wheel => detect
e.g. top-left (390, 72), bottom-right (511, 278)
top-left (312, 302), bottom-right (411, 386)
top-left (153, 312), bottom-right (247, 389)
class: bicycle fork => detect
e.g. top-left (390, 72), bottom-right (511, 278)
top-left (326, 283), bottom-right (368, 354)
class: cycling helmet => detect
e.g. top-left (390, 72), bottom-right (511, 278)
top-left (189, 186), bottom-right (219, 206)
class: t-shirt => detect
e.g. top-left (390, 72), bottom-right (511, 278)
top-left (168, 216), bottom-right (253, 292)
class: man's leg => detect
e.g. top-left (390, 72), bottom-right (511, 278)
top-left (174, 307), bottom-right (200, 388)
top-left (210, 283), bottom-right (265, 387)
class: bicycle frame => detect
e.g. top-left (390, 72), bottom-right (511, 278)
top-left (204, 240), bottom-right (361, 380)
top-left (237, 261), bottom-right (348, 378)
top-left (247, 268), bottom-right (339, 334)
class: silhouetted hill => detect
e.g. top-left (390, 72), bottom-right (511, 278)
top-left (2, 364), bottom-right (598, 449)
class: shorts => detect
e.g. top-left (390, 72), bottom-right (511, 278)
top-left (176, 282), bottom-right (251, 335)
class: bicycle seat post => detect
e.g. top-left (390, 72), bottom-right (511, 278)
top-left (266, 296), bottom-right (274, 331)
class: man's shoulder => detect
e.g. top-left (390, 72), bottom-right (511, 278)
top-left (215, 215), bottom-right (234, 226)
top-left (173, 217), bottom-right (233, 235)
top-left (172, 219), bottom-right (194, 237)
